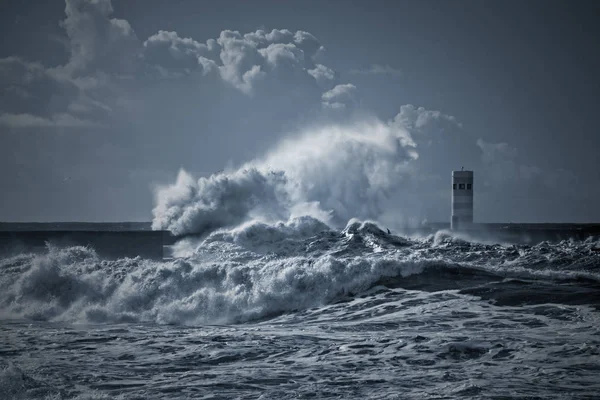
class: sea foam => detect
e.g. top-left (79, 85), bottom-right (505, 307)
top-left (1, 219), bottom-right (599, 326)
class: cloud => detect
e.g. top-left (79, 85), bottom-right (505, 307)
top-left (1, 2), bottom-right (341, 136)
top-left (214, 29), bottom-right (325, 96)
top-left (322, 83), bottom-right (358, 110)
top-left (3, 0), bottom-right (583, 223)
top-left (0, 57), bottom-right (79, 117)
top-left (389, 104), bottom-right (475, 173)
top-left (61, 0), bottom-right (141, 75)
top-left (349, 64), bottom-right (402, 77)
top-left (243, 28), bottom-right (294, 47)
top-left (307, 64), bottom-right (336, 89)
top-left (393, 104), bottom-right (462, 132)
top-left (242, 29), bottom-right (323, 58)
top-left (143, 30), bottom-right (219, 75)
top-left (291, 31), bottom-right (323, 59)
top-left (0, 55), bottom-right (126, 133)
top-left (0, 1), bottom-right (351, 226)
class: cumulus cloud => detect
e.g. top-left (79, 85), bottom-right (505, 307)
top-left (292, 31), bottom-right (323, 59)
top-left (241, 29), bottom-right (322, 58)
top-left (243, 28), bottom-right (294, 47)
top-left (61, 0), bottom-right (141, 75)
top-left (213, 29), bottom-right (325, 96)
top-left (143, 30), bottom-right (219, 75)
top-left (216, 30), bottom-right (266, 94)
top-left (0, 1), bottom-right (343, 136)
top-left (0, 0), bottom-right (145, 128)
top-left (393, 104), bottom-right (462, 132)
top-left (308, 64), bottom-right (336, 89)
top-left (3, 0), bottom-right (581, 223)
top-left (322, 83), bottom-right (358, 110)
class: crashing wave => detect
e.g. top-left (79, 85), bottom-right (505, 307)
top-left (1, 220), bottom-right (599, 325)
top-left (152, 121), bottom-right (418, 236)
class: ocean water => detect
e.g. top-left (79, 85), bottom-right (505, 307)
top-left (1, 218), bottom-right (600, 399)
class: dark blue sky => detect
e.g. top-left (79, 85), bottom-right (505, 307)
top-left (1, 0), bottom-right (599, 223)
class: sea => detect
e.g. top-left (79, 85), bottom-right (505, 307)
top-left (1, 218), bottom-right (600, 399)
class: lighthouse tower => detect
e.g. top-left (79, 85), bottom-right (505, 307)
top-left (451, 170), bottom-right (474, 230)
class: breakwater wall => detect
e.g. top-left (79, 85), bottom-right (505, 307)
top-left (401, 223), bottom-right (600, 244)
top-left (1, 223), bottom-right (598, 260)
top-left (0, 230), bottom-right (172, 260)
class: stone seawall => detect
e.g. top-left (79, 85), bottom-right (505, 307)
top-left (0, 230), bottom-right (169, 260)
top-left (400, 223), bottom-right (600, 244)
top-left (1, 224), bottom-right (598, 260)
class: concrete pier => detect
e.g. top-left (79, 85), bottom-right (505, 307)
top-left (0, 222), bottom-right (597, 261)
top-left (0, 229), bottom-right (171, 260)
top-left (402, 223), bottom-right (600, 245)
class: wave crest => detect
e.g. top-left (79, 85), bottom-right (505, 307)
top-left (1, 222), bottom-right (599, 326)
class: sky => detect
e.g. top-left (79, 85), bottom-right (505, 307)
top-left (1, 0), bottom-right (599, 224)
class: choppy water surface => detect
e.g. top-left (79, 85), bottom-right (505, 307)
top-left (2, 219), bottom-right (600, 399)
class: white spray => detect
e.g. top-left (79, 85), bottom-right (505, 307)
top-left (152, 119), bottom-right (418, 235)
